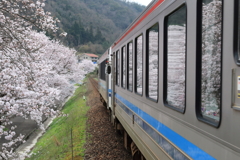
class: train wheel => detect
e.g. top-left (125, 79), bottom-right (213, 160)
top-left (131, 141), bottom-right (146, 160)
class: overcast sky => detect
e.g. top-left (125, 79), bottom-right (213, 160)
top-left (128, 0), bottom-right (153, 6)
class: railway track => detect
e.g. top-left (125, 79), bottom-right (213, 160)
top-left (89, 77), bottom-right (98, 91)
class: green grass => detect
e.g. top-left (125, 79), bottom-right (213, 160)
top-left (27, 83), bottom-right (90, 160)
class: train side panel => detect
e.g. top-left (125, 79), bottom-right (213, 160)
top-left (99, 0), bottom-right (240, 159)
top-left (98, 51), bottom-right (108, 103)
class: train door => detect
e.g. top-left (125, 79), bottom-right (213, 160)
top-left (105, 60), bottom-right (109, 109)
top-left (111, 51), bottom-right (116, 119)
top-left (106, 48), bottom-right (112, 110)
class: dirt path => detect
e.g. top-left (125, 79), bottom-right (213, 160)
top-left (84, 79), bottom-right (132, 160)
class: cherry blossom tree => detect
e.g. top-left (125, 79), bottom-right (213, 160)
top-left (0, 0), bottom-right (59, 51)
top-left (0, 1), bottom-right (94, 159)
top-left (0, 29), bottom-right (95, 158)
top-left (79, 59), bottom-right (97, 73)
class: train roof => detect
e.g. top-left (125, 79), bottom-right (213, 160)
top-left (112, 0), bottom-right (160, 49)
top-left (98, 49), bottom-right (108, 64)
top-left (98, 0), bottom-right (163, 63)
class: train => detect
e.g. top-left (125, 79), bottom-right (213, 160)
top-left (97, 0), bottom-right (240, 159)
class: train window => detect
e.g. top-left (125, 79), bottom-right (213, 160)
top-left (234, 0), bottom-right (240, 65)
top-left (127, 42), bottom-right (133, 91)
top-left (121, 46), bottom-right (126, 88)
top-left (135, 35), bottom-right (143, 95)
top-left (116, 50), bottom-right (120, 86)
top-left (100, 59), bottom-right (106, 81)
top-left (196, 0), bottom-right (222, 126)
top-left (146, 24), bottom-right (159, 101)
top-left (107, 66), bottom-right (111, 74)
top-left (164, 5), bottom-right (186, 112)
top-left (113, 52), bottom-right (115, 75)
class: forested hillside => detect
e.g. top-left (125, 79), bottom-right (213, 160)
top-left (45, 0), bottom-right (145, 54)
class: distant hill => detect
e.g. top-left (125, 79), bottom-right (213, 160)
top-left (45, 0), bottom-right (145, 54)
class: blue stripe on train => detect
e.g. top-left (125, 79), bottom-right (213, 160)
top-left (99, 82), bottom-right (112, 97)
top-left (108, 89), bottom-right (112, 97)
top-left (99, 82), bottom-right (106, 89)
top-left (115, 93), bottom-right (215, 160)
top-left (98, 82), bottom-right (112, 92)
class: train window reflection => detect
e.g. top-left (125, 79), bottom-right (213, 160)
top-left (135, 35), bottom-right (143, 95)
top-left (197, 0), bottom-right (222, 126)
top-left (235, 0), bottom-right (240, 64)
top-left (122, 46), bottom-right (126, 88)
top-left (127, 42), bottom-right (133, 91)
top-left (116, 50), bottom-right (120, 86)
top-left (238, 0), bottom-right (240, 61)
top-left (164, 5), bottom-right (186, 112)
top-left (147, 24), bottom-right (158, 101)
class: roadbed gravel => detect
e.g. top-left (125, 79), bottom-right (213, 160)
top-left (84, 79), bottom-right (132, 160)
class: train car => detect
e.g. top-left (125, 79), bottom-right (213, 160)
top-left (98, 0), bottom-right (240, 159)
top-left (98, 49), bottom-right (113, 110)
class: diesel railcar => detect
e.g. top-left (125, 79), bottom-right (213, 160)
top-left (98, 0), bottom-right (240, 159)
